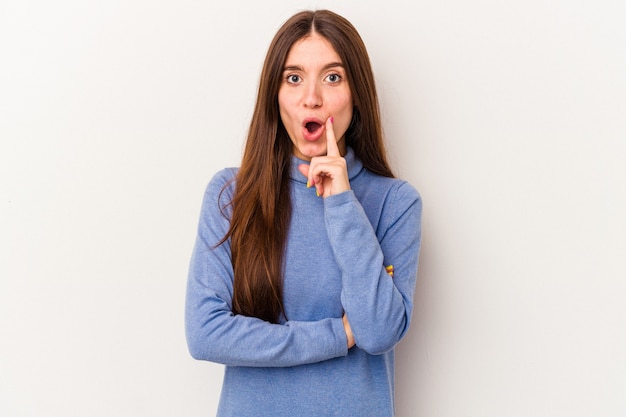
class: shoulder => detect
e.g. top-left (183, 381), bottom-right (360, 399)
top-left (379, 177), bottom-right (422, 224)
top-left (391, 178), bottom-right (421, 208)
top-left (204, 167), bottom-right (238, 198)
top-left (357, 170), bottom-right (421, 207)
top-left (200, 167), bottom-right (239, 217)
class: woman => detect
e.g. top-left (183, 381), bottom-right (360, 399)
top-left (186, 9), bottom-right (422, 416)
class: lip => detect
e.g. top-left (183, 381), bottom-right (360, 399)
top-left (301, 117), bottom-right (326, 142)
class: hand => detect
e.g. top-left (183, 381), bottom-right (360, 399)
top-left (343, 314), bottom-right (355, 349)
top-left (298, 116), bottom-right (350, 198)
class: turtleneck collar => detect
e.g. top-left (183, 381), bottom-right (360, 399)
top-left (289, 147), bottom-right (364, 184)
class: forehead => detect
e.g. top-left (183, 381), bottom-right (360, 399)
top-left (284, 33), bottom-right (342, 66)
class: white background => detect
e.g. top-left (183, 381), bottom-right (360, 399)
top-left (1, 1), bottom-right (624, 416)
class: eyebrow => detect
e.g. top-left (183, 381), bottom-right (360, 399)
top-left (282, 62), bottom-right (344, 72)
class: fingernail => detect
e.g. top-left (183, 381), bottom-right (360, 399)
top-left (329, 116), bottom-right (334, 123)
top-left (385, 265), bottom-right (394, 277)
top-left (306, 180), bottom-right (311, 188)
top-left (316, 189), bottom-right (320, 197)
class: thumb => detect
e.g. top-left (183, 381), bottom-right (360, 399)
top-left (297, 163), bottom-right (310, 179)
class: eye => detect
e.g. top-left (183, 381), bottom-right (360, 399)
top-left (286, 74), bottom-right (301, 84)
top-left (325, 73), bottom-right (342, 83)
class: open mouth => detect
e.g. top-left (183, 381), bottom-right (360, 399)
top-left (305, 121), bottom-right (323, 134)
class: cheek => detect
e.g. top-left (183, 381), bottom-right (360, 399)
top-left (277, 94), bottom-right (287, 119)
top-left (332, 96), bottom-right (353, 131)
top-left (333, 110), bottom-right (353, 141)
top-left (278, 94), bottom-right (299, 142)
top-left (328, 90), bottom-right (353, 115)
top-left (278, 94), bottom-right (297, 124)
top-left (277, 88), bottom-right (289, 110)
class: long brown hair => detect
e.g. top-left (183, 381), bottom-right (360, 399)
top-left (222, 10), bottom-right (394, 323)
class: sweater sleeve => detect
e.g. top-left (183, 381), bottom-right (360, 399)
top-left (185, 171), bottom-right (348, 367)
top-left (324, 181), bottom-right (422, 355)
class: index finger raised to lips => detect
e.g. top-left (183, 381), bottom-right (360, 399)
top-left (325, 116), bottom-right (340, 157)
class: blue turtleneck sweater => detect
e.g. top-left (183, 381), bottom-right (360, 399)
top-left (185, 148), bottom-right (422, 416)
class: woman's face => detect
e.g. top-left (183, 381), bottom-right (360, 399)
top-left (278, 32), bottom-right (353, 161)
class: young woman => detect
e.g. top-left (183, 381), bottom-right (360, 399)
top-left (185, 9), bottom-right (422, 416)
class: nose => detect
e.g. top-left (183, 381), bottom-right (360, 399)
top-left (303, 82), bottom-right (322, 108)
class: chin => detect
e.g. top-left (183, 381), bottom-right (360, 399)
top-left (295, 143), bottom-right (325, 160)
